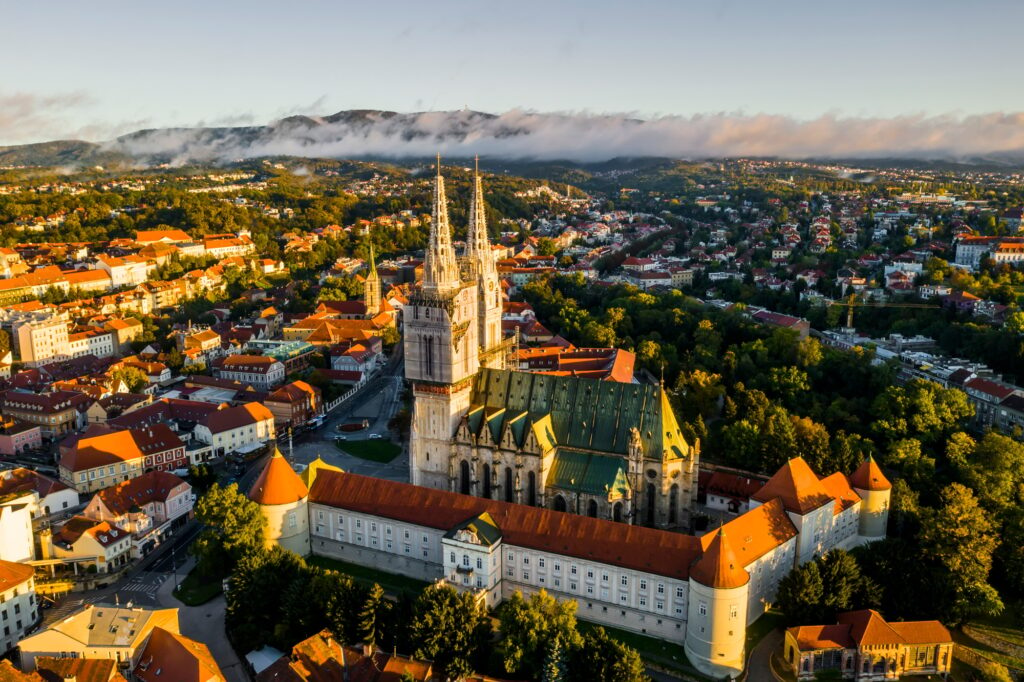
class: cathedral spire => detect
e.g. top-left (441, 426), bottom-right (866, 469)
top-left (466, 155), bottom-right (492, 265)
top-left (423, 155), bottom-right (460, 293)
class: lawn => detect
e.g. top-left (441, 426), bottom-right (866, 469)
top-left (576, 620), bottom-right (711, 681)
top-left (172, 566), bottom-right (223, 606)
top-left (335, 439), bottom-right (401, 463)
top-left (308, 555), bottom-right (429, 595)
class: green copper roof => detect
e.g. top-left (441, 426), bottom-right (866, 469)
top-left (445, 511), bottom-right (502, 546)
top-left (469, 368), bottom-right (691, 461)
top-left (546, 449), bottom-right (630, 498)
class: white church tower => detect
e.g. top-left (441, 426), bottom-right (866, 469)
top-left (406, 157), bottom-right (480, 489)
top-left (465, 157), bottom-right (505, 369)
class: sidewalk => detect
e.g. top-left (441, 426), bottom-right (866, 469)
top-left (157, 557), bottom-right (249, 682)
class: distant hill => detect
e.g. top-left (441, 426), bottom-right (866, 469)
top-left (2, 109), bottom-right (1023, 169)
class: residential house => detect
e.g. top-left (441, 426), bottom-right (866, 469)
top-left (0, 468), bottom-right (78, 518)
top-left (193, 402), bottom-right (275, 456)
top-left (18, 604), bottom-right (179, 671)
top-left (83, 471), bottom-right (193, 556)
top-left (0, 391), bottom-right (89, 438)
top-left (59, 428), bottom-right (145, 493)
top-left (45, 516), bottom-right (132, 574)
top-left (213, 355), bottom-right (285, 390)
top-left (0, 561), bottom-right (38, 655)
top-left (0, 423), bottom-right (41, 456)
top-left (264, 381), bottom-right (321, 429)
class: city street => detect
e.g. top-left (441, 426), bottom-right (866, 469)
top-left (287, 350), bottom-right (410, 482)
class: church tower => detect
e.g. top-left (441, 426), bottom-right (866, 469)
top-left (405, 157), bottom-right (480, 489)
top-left (465, 157), bottom-right (505, 369)
top-left (364, 242), bottom-right (382, 318)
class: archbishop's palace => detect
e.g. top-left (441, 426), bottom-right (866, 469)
top-left (248, 161), bottom-right (895, 679)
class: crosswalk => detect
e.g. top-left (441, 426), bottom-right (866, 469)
top-left (118, 581), bottom-right (160, 596)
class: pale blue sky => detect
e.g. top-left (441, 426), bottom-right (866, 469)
top-left (2, 0), bottom-right (1023, 145)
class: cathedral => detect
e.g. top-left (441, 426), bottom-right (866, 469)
top-left (405, 159), bottom-right (700, 529)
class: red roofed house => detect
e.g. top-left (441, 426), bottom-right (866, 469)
top-left (83, 471), bottom-right (193, 556)
top-left (46, 515), bottom-right (132, 573)
top-left (264, 380), bottom-right (321, 429)
top-left (194, 402), bottom-right (275, 456)
top-left (59, 429), bottom-right (146, 494)
top-left (214, 355), bottom-right (285, 390)
top-left (784, 610), bottom-right (952, 679)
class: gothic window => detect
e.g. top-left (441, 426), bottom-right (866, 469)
top-left (483, 464), bottom-right (492, 499)
top-left (460, 460), bottom-right (470, 495)
top-left (504, 467), bottom-right (513, 502)
top-left (528, 471), bottom-right (536, 506)
top-left (587, 499), bottom-right (598, 518)
top-left (554, 495), bottom-right (567, 513)
top-left (669, 483), bottom-right (679, 524)
top-left (646, 483), bottom-right (657, 526)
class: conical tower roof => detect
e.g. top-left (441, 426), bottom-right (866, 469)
top-left (849, 455), bottom-right (891, 492)
top-left (751, 456), bottom-right (831, 514)
top-left (691, 529), bottom-right (749, 589)
top-left (249, 447), bottom-right (309, 506)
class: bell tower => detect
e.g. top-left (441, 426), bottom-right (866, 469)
top-left (364, 242), bottom-right (381, 318)
top-left (406, 157), bottom-right (480, 489)
top-left (465, 157), bottom-right (505, 369)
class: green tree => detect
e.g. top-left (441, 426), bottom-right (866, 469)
top-left (956, 432), bottom-right (1024, 511)
top-left (226, 546), bottom-right (308, 651)
top-left (870, 379), bottom-right (973, 446)
top-left (358, 583), bottom-right (391, 649)
top-left (975, 660), bottom-right (1013, 682)
top-left (191, 483), bottom-right (266, 578)
top-left (918, 483), bottom-right (1003, 622)
top-left (776, 561), bottom-right (825, 625)
top-left (111, 365), bottom-right (149, 392)
top-left (498, 590), bottom-right (583, 678)
top-left (567, 627), bottom-right (647, 682)
top-left (410, 584), bottom-right (491, 681)
top-left (541, 638), bottom-right (567, 682)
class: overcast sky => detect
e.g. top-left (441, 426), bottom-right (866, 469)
top-left (2, 0), bottom-right (1023, 147)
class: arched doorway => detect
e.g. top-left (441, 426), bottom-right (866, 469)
top-left (669, 484), bottom-right (679, 524)
top-left (504, 467), bottom-right (514, 502)
top-left (460, 460), bottom-right (470, 495)
top-left (483, 464), bottom-right (492, 498)
top-left (613, 502), bottom-right (623, 523)
top-left (587, 499), bottom-right (598, 518)
top-left (527, 472), bottom-right (536, 506)
top-left (645, 484), bottom-right (656, 526)
top-left (554, 495), bottom-right (567, 512)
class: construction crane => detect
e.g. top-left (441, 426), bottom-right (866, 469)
top-left (829, 293), bottom-right (940, 329)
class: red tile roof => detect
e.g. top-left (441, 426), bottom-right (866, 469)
top-left (690, 529), bottom-right (749, 589)
top-left (848, 456), bottom-right (891, 492)
top-left (135, 627), bottom-right (224, 682)
top-left (751, 457), bottom-right (832, 515)
top-left (202, 402), bottom-right (273, 434)
top-left (310, 470), bottom-right (703, 579)
top-left (249, 450), bottom-right (309, 506)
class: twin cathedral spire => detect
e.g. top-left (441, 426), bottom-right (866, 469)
top-left (422, 155), bottom-right (504, 365)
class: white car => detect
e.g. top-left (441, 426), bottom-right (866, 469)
top-left (369, 433), bottom-right (383, 440)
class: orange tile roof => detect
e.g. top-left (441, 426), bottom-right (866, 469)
top-left (787, 624), bottom-right (854, 650)
top-left (0, 559), bottom-right (35, 593)
top-left (95, 471), bottom-right (188, 516)
top-left (135, 627), bottom-right (224, 682)
top-left (839, 610), bottom-right (951, 647)
top-left (202, 402), bottom-right (273, 434)
top-left (716, 497), bottom-right (798, 567)
top-left (249, 449), bottom-right (309, 506)
top-left (0, 660), bottom-right (42, 682)
top-left (849, 456), bottom-right (891, 491)
top-left (751, 457), bottom-right (832, 514)
top-left (690, 529), bottom-right (749, 589)
top-left (310, 470), bottom-right (702, 579)
top-left (818, 473), bottom-right (860, 516)
top-left (60, 429), bottom-right (145, 472)
top-left (36, 657), bottom-right (124, 682)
